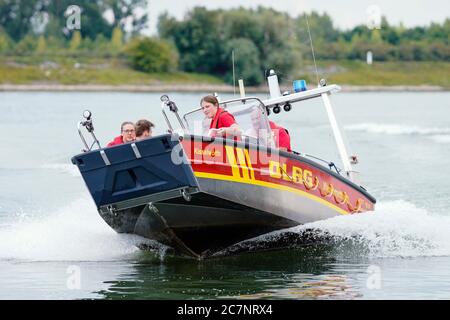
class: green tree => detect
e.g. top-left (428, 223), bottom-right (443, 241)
top-left (428, 42), bottom-right (449, 60)
top-left (92, 34), bottom-right (112, 56)
top-left (264, 43), bottom-right (302, 81)
top-left (111, 27), bottom-right (123, 52)
top-left (172, 7), bottom-right (224, 73)
top-left (370, 29), bottom-right (383, 45)
top-left (256, 8), bottom-right (302, 79)
top-left (136, 6), bottom-right (450, 67)
top-left (36, 34), bottom-right (46, 54)
top-left (0, 28), bottom-right (12, 53)
top-left (40, 0), bottom-right (113, 40)
top-left (45, 35), bottom-right (65, 53)
top-left (102, 0), bottom-right (148, 35)
top-left (157, 11), bottom-right (178, 40)
top-left (69, 31), bottom-right (81, 51)
top-left (0, 0), bottom-right (47, 41)
top-left (224, 38), bottom-right (263, 86)
top-left (221, 9), bottom-right (265, 50)
top-left (126, 37), bottom-right (178, 73)
top-left (14, 34), bottom-right (37, 54)
top-left (0, 0), bottom-right (117, 41)
top-left (295, 12), bottom-right (339, 44)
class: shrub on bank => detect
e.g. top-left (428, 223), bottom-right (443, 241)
top-left (125, 37), bottom-right (178, 73)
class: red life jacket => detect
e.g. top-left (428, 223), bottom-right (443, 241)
top-left (209, 108), bottom-right (236, 129)
top-left (107, 135), bottom-right (124, 147)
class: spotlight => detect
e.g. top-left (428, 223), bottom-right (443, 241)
top-left (283, 103), bottom-right (292, 112)
top-left (83, 110), bottom-right (92, 120)
top-left (273, 105), bottom-right (281, 114)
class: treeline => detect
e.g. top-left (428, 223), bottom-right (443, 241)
top-left (0, 0), bottom-right (180, 73)
top-left (1, 3), bottom-right (449, 85)
top-left (158, 7), bottom-right (450, 84)
top-left (0, 0), bottom-right (148, 57)
top-left (0, 0), bottom-right (147, 40)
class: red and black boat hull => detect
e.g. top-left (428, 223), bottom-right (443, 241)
top-left (72, 134), bottom-right (376, 258)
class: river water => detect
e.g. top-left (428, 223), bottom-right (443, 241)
top-left (0, 91), bottom-right (449, 299)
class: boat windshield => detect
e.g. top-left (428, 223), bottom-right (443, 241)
top-left (183, 98), bottom-right (275, 147)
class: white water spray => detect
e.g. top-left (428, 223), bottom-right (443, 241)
top-left (0, 197), bottom-right (151, 262)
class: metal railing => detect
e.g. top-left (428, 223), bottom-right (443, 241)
top-left (77, 110), bottom-right (101, 152)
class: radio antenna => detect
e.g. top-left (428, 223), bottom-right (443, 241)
top-left (232, 49), bottom-right (236, 96)
top-left (305, 14), bottom-right (320, 86)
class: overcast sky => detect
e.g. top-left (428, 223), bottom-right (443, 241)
top-left (145, 0), bottom-right (449, 35)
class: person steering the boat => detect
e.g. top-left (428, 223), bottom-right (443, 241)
top-left (107, 121), bottom-right (136, 147)
top-left (201, 95), bottom-right (241, 139)
top-left (247, 108), bottom-right (292, 152)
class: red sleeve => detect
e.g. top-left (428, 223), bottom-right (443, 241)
top-left (107, 136), bottom-right (123, 147)
top-left (278, 128), bottom-right (292, 152)
top-left (217, 112), bottom-right (236, 128)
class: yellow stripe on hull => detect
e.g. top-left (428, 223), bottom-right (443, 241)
top-left (194, 171), bottom-right (349, 216)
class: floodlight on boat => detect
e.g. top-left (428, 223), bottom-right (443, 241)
top-left (319, 78), bottom-right (327, 87)
top-left (160, 95), bottom-right (169, 102)
top-left (283, 103), bottom-right (292, 112)
top-left (83, 110), bottom-right (92, 120)
top-left (273, 105), bottom-right (281, 114)
top-left (77, 109), bottom-right (101, 152)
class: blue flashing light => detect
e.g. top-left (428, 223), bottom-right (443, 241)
top-left (293, 80), bottom-right (307, 92)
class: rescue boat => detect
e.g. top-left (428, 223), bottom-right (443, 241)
top-left (72, 73), bottom-right (376, 259)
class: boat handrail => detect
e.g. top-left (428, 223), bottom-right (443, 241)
top-left (77, 110), bottom-right (102, 152)
top-left (298, 152), bottom-right (342, 175)
top-left (160, 95), bottom-right (187, 133)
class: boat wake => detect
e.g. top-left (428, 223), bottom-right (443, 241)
top-left (428, 135), bottom-right (450, 144)
top-left (0, 197), bottom-right (153, 262)
top-left (1, 198), bottom-right (449, 262)
top-left (41, 163), bottom-right (81, 177)
top-left (345, 123), bottom-right (450, 144)
top-left (212, 200), bottom-right (450, 259)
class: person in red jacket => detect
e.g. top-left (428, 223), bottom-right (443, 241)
top-left (248, 108), bottom-right (292, 152)
top-left (107, 121), bottom-right (136, 147)
top-left (201, 95), bottom-right (241, 139)
top-left (269, 120), bottom-right (292, 152)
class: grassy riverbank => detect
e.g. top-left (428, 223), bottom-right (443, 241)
top-left (320, 60), bottom-right (450, 87)
top-left (1, 56), bottom-right (449, 89)
top-left (0, 56), bottom-right (223, 86)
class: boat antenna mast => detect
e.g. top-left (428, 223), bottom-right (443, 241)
top-left (304, 14), bottom-right (359, 181)
top-left (304, 13), bottom-right (320, 86)
top-left (232, 49), bottom-right (236, 96)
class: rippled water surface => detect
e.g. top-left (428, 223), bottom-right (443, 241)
top-left (0, 91), bottom-right (449, 299)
